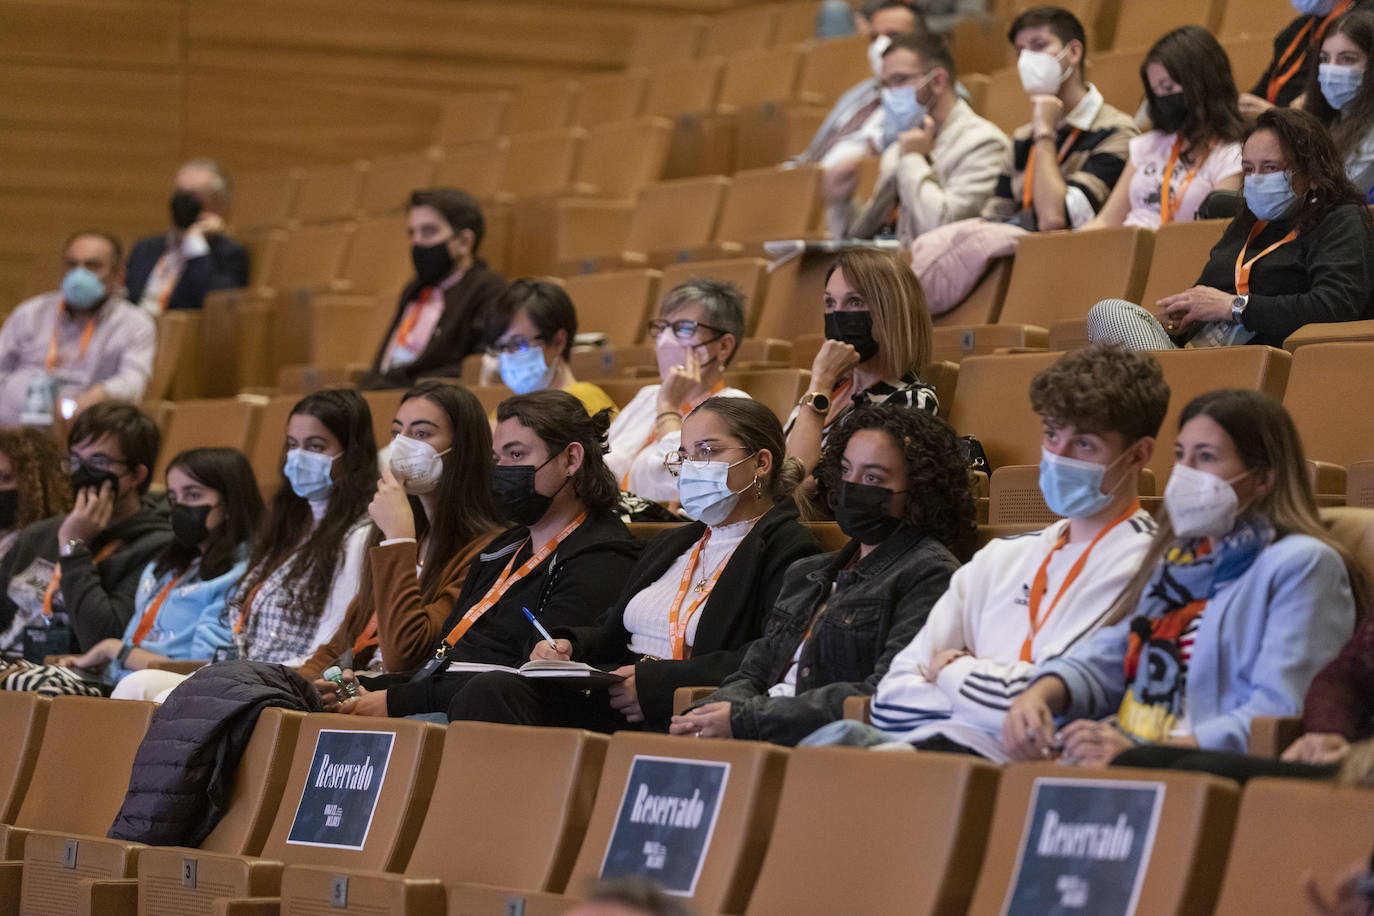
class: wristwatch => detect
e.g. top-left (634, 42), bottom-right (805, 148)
top-left (116, 643), bottom-right (134, 665)
top-left (800, 391), bottom-right (831, 414)
top-left (59, 538), bottom-right (87, 558)
top-left (1231, 294), bottom-right (1249, 325)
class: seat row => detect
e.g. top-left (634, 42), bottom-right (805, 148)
top-left (2, 694), bottom-right (1369, 916)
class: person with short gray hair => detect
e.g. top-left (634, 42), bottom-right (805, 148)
top-left (124, 158), bottom-right (249, 313)
top-left (605, 278), bottom-right (755, 505)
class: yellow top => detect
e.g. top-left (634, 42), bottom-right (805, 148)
top-left (564, 381), bottom-right (619, 419)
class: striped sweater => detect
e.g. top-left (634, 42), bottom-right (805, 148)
top-left (869, 508), bottom-right (1156, 761)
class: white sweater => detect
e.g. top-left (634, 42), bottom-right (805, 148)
top-left (870, 508), bottom-right (1156, 761)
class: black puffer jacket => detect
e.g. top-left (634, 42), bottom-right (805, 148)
top-left (107, 660), bottom-right (323, 846)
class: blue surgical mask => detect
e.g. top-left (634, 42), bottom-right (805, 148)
top-left (284, 448), bottom-right (338, 500)
top-left (1038, 448), bottom-right (1124, 518)
top-left (1319, 63), bottom-right (1364, 110)
top-left (1292, 0), bottom-right (1337, 14)
top-left (677, 454), bottom-right (755, 526)
top-left (881, 85), bottom-right (926, 140)
top-left (1243, 171), bottom-right (1298, 222)
top-left (499, 346), bottom-right (555, 395)
top-left (61, 268), bottom-right (106, 311)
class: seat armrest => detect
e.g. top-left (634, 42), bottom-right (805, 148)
top-left (843, 695), bottom-right (871, 723)
top-left (212, 897), bottom-right (281, 916)
top-left (1308, 460), bottom-right (1348, 497)
top-left (673, 686), bottom-right (717, 716)
top-left (1248, 716), bottom-right (1304, 758)
top-left (78, 878), bottom-right (138, 916)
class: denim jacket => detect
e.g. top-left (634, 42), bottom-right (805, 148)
top-left (701, 524), bottom-right (960, 746)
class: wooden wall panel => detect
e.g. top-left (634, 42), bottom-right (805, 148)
top-left (0, 0), bottom-right (184, 68)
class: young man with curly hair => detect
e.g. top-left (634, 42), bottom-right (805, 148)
top-left (802, 343), bottom-right (1169, 760)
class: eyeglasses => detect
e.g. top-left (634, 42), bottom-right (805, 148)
top-left (491, 334), bottom-right (545, 355)
top-left (647, 319), bottom-right (726, 342)
top-left (65, 454), bottom-right (128, 474)
top-left (663, 445), bottom-right (752, 477)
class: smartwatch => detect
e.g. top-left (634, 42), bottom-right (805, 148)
top-left (1230, 294), bottom-right (1249, 325)
top-left (801, 391), bottom-right (831, 414)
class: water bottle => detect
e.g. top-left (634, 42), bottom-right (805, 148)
top-left (322, 665), bottom-right (359, 702)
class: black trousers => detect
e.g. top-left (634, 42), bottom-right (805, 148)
top-left (1111, 744), bottom-right (1338, 784)
top-left (445, 670), bottom-right (631, 733)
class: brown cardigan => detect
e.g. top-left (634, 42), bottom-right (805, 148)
top-left (298, 533), bottom-right (495, 680)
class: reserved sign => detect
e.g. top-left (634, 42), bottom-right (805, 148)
top-left (286, 729), bottom-right (395, 850)
top-left (1001, 777), bottom-right (1164, 916)
top-left (600, 755), bottom-right (730, 897)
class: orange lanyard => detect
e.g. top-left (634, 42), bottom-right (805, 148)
top-left (1159, 136), bottom-right (1205, 226)
top-left (1020, 501), bottom-right (1139, 662)
top-left (43, 541), bottom-right (121, 618)
top-left (1266, 1), bottom-right (1352, 104)
top-left (665, 519), bottom-right (756, 660)
top-left (392, 288), bottom-right (433, 350)
top-left (620, 381), bottom-right (725, 489)
top-left (1021, 129), bottom-right (1082, 211)
top-left (1234, 220), bottom-right (1298, 295)
top-left (45, 308), bottom-right (97, 373)
top-left (436, 512), bottom-right (586, 652)
top-left (352, 613), bottom-right (380, 656)
top-left (152, 252), bottom-right (179, 313)
top-left (130, 569), bottom-right (187, 645)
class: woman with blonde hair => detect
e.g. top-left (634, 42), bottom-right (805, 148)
top-left (1004, 389), bottom-right (1362, 766)
top-left (786, 248), bottom-right (935, 496)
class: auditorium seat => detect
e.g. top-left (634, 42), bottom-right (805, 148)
top-left (573, 70), bottom-right (650, 129)
top-left (245, 393), bottom-right (303, 495)
top-left (796, 33), bottom-right (868, 107)
top-left (1221, 34), bottom-right (1277, 93)
top-left (444, 731), bottom-right (787, 916)
top-left (145, 310), bottom-right (202, 402)
top-left (1138, 218), bottom-right (1229, 309)
top-left (199, 289), bottom-right (277, 394)
top-left (977, 66), bottom-right (1027, 136)
top-left (291, 161), bottom-right (367, 226)
top-left (717, 46), bottom-right (805, 112)
top-left (1213, 778), bottom-right (1374, 915)
top-left (337, 213), bottom-right (411, 296)
top-left (997, 226), bottom-right (1154, 331)
top-left (433, 137), bottom-right (509, 199)
top-left (230, 166), bottom-right (303, 234)
top-left (134, 714), bottom-right (444, 915)
top-left (931, 258), bottom-right (1014, 328)
top-left (575, 117), bottom-right (674, 199)
top-left (1086, 46), bottom-right (1148, 114)
top-left (505, 80), bottom-right (581, 135)
top-left (1349, 460), bottom-right (1374, 509)
top-left (1283, 319), bottom-right (1374, 351)
top-left (19, 708), bottom-right (304, 916)
top-left (468, 384), bottom-right (511, 415)
top-left (645, 59), bottom-right (726, 120)
top-left (1110, 0), bottom-right (1223, 49)
top-left (701, 165), bottom-right (824, 259)
top-left (500, 128), bottom-right (586, 199)
top-left (0, 694), bottom-right (47, 827)
top-left (361, 389), bottom-right (407, 449)
top-left (660, 258), bottom-right (770, 335)
top-left (723, 368), bottom-right (811, 423)
top-left (152, 397), bottom-right (261, 481)
top-left (433, 91), bottom-right (510, 147)
top-left (276, 723), bottom-right (608, 914)
top-left (950, 17), bottom-right (1015, 78)
top-left (947, 351), bottom-right (1062, 470)
top-left (701, 3), bottom-right (780, 57)
top-left (925, 359), bottom-right (960, 419)
top-left (1217, 0), bottom-right (1295, 39)
top-left (774, 0), bottom-right (822, 46)
top-left (562, 269), bottom-right (663, 348)
top-left (743, 748), bottom-right (1000, 916)
top-left (964, 763), bottom-right (1240, 916)
top-left (626, 14), bottom-right (706, 68)
top-left (645, 59), bottom-right (731, 177)
top-left (1284, 342), bottom-right (1374, 496)
top-left (264, 222), bottom-right (355, 295)
top-left (557, 176), bottom-right (731, 273)
top-left (930, 324), bottom-right (1050, 363)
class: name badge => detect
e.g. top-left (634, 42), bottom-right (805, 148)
top-left (8, 557), bottom-right (56, 619)
top-left (600, 755), bottom-right (730, 897)
top-left (1001, 777), bottom-right (1164, 916)
top-left (286, 729), bottom-right (395, 850)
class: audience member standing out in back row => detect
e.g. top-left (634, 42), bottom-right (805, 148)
top-left (605, 278), bottom-right (751, 507)
top-left (1088, 108), bottom-right (1374, 350)
top-left (824, 32), bottom-right (1010, 243)
top-left (1306, 8), bottom-right (1374, 196)
top-left (1081, 26), bottom-right (1245, 231)
top-left (484, 279), bottom-right (618, 417)
top-left (364, 188), bottom-right (505, 390)
top-left (124, 158), bottom-right (250, 314)
top-left (0, 402), bottom-right (171, 661)
top-left (1242, 0), bottom-right (1368, 117)
top-left (788, 248), bottom-right (935, 510)
top-left (0, 232), bottom-right (156, 427)
top-left (0, 428), bottom-right (71, 568)
top-left (909, 6), bottom-right (1139, 314)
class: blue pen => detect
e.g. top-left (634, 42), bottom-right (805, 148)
top-left (522, 607), bottom-right (560, 652)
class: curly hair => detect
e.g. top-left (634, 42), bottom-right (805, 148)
top-left (817, 404), bottom-right (975, 554)
top-left (0, 428), bottom-right (72, 529)
top-left (1029, 344), bottom-right (1170, 444)
top-left (1242, 107), bottom-right (1372, 237)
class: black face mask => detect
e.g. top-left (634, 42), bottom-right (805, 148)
top-left (170, 503), bottom-right (214, 549)
top-left (411, 241), bottom-right (457, 287)
top-left (825, 310), bottom-right (880, 363)
top-left (70, 466), bottom-right (120, 498)
top-left (1149, 92), bottom-right (1188, 135)
top-left (491, 451), bottom-right (568, 528)
top-left (831, 480), bottom-right (902, 546)
top-left (170, 190), bottom-right (203, 230)
top-left (0, 489), bottom-right (18, 530)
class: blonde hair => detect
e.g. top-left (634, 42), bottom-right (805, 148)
top-left (1099, 390), bottom-right (1368, 629)
top-left (826, 249), bottom-right (932, 381)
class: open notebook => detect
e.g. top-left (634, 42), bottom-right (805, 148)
top-left (443, 658), bottom-right (626, 687)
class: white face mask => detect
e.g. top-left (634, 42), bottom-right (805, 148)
top-left (1018, 45), bottom-right (1071, 95)
top-left (389, 434), bottom-right (450, 495)
top-left (867, 34), bottom-right (892, 79)
top-left (1164, 463), bottom-right (1251, 540)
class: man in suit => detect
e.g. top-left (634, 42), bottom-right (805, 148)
top-left (124, 158), bottom-right (250, 313)
top-left (362, 187), bottom-right (506, 389)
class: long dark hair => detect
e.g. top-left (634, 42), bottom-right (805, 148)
top-left (231, 389), bottom-right (378, 626)
top-left (495, 390), bottom-right (619, 515)
top-left (689, 397), bottom-right (805, 503)
top-left (1142, 26), bottom-right (1246, 165)
top-left (155, 447), bottom-right (264, 581)
top-left (1241, 108), bottom-right (1370, 236)
top-left (396, 381), bottom-right (501, 599)
top-left (1305, 9), bottom-right (1374, 159)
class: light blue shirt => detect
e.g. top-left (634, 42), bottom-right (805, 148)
top-left (111, 553), bottom-right (248, 679)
